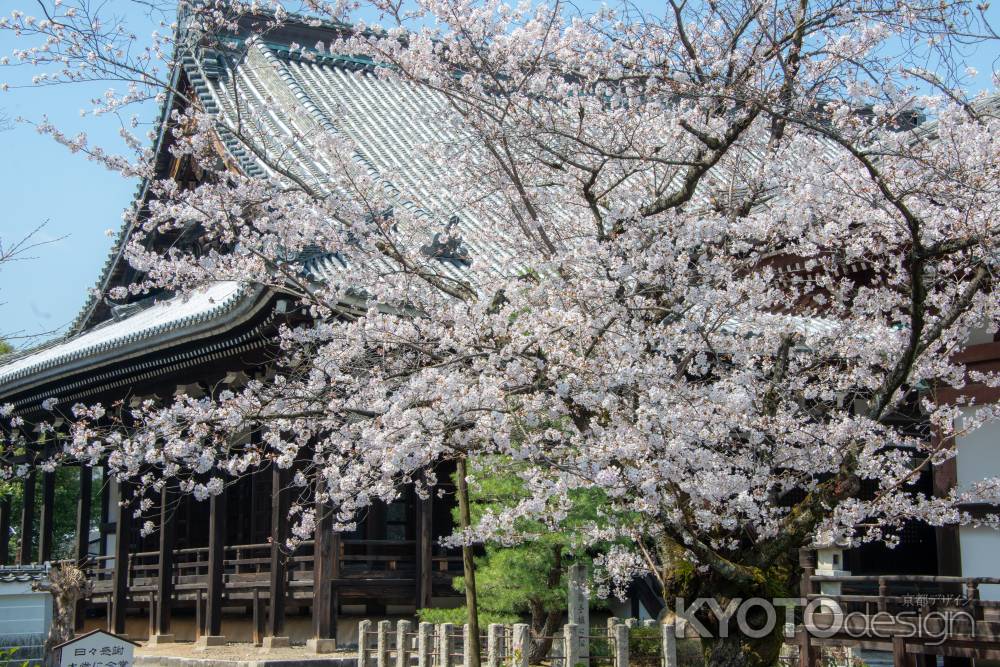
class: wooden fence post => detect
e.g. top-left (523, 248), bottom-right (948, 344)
top-left (512, 623), bottom-right (530, 667)
top-left (438, 623), bottom-right (454, 667)
top-left (195, 588), bottom-right (203, 640)
top-left (892, 636), bottom-right (908, 666)
top-left (614, 623), bottom-right (629, 667)
top-left (358, 620), bottom-right (371, 667)
top-left (966, 579), bottom-right (983, 621)
top-left (377, 620), bottom-right (392, 667)
top-left (252, 588), bottom-right (264, 646)
top-left (417, 622), bottom-right (433, 667)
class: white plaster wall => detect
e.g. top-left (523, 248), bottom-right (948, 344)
top-left (0, 583), bottom-right (51, 638)
top-left (966, 324), bottom-right (998, 346)
top-left (956, 412), bottom-right (1000, 600)
top-left (958, 527), bottom-right (1000, 600)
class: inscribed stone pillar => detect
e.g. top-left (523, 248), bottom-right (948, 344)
top-left (568, 563), bottom-right (589, 659)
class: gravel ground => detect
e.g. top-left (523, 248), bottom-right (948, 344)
top-left (136, 642), bottom-right (355, 662)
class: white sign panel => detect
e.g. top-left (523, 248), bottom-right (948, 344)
top-left (56, 630), bottom-right (136, 667)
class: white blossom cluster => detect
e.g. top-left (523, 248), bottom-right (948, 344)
top-left (2, 0), bottom-right (1000, 586)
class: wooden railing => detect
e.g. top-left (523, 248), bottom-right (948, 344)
top-left (807, 573), bottom-right (1000, 619)
top-left (85, 538), bottom-right (464, 595)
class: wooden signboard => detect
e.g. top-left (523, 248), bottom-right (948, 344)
top-left (53, 629), bottom-right (138, 667)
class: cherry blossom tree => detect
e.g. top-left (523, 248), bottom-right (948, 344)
top-left (3, 0), bottom-right (1000, 664)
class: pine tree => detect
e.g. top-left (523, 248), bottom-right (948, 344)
top-left (420, 458), bottom-right (608, 663)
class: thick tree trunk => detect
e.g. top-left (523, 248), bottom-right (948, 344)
top-left (526, 543), bottom-right (564, 664)
top-left (527, 601), bottom-right (562, 664)
top-left (37, 563), bottom-right (91, 667)
top-left (456, 457), bottom-right (481, 667)
top-left (654, 537), bottom-right (794, 667)
top-left (700, 631), bottom-right (785, 667)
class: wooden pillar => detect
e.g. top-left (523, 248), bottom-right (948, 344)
top-left (18, 469), bottom-right (36, 565)
top-left (892, 636), bottom-right (910, 666)
top-left (416, 487), bottom-right (433, 609)
top-left (155, 483), bottom-right (175, 637)
top-left (206, 487), bottom-right (227, 638)
top-left (75, 466), bottom-right (93, 563)
top-left (38, 470), bottom-right (55, 563)
top-left (111, 481), bottom-right (131, 634)
top-left (798, 548), bottom-right (817, 667)
top-left (74, 465), bottom-right (93, 630)
top-left (313, 498), bottom-right (336, 640)
top-left (267, 465), bottom-right (289, 638)
top-left (0, 495), bottom-right (10, 565)
top-left (99, 466), bottom-right (110, 557)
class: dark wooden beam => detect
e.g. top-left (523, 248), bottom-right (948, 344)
top-left (313, 498), bottom-right (335, 639)
top-left (18, 469), bottom-right (36, 565)
top-left (74, 465), bottom-right (93, 631)
top-left (0, 495), bottom-right (10, 565)
top-left (206, 487), bottom-right (227, 638)
top-left (111, 480), bottom-right (131, 635)
top-left (156, 483), bottom-right (176, 637)
top-left (267, 465), bottom-right (289, 638)
top-left (38, 470), bottom-right (55, 563)
top-left (933, 438), bottom-right (963, 579)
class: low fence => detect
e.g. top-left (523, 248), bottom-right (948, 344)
top-left (357, 617), bottom-right (683, 667)
top-left (0, 635), bottom-right (45, 667)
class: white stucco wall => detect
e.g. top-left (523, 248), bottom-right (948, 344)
top-left (956, 410), bottom-right (1000, 600)
top-left (956, 408), bottom-right (1000, 493)
top-left (0, 580), bottom-right (50, 640)
top-left (957, 527), bottom-right (1000, 600)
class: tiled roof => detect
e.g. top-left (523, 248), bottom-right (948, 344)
top-left (0, 282), bottom-right (261, 399)
top-left (8, 14), bottom-right (997, 405)
top-left (186, 37), bottom-right (521, 284)
top-left (0, 565), bottom-right (49, 583)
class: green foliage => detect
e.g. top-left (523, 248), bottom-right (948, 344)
top-left (417, 606), bottom-right (519, 626)
top-left (0, 639), bottom-right (42, 666)
top-left (443, 456), bottom-right (609, 621)
top-left (0, 340), bottom-right (12, 356)
top-left (3, 467), bottom-right (103, 562)
top-left (628, 626), bottom-right (660, 657)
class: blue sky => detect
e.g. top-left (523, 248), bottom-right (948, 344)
top-left (0, 1), bottom-right (998, 348)
top-left (0, 2), bottom-right (165, 346)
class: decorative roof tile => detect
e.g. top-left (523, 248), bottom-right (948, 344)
top-left (0, 565), bottom-right (49, 583)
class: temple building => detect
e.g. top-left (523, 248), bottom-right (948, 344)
top-left (0, 7), bottom-right (997, 656)
top-left (0, 13), bottom-right (473, 647)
